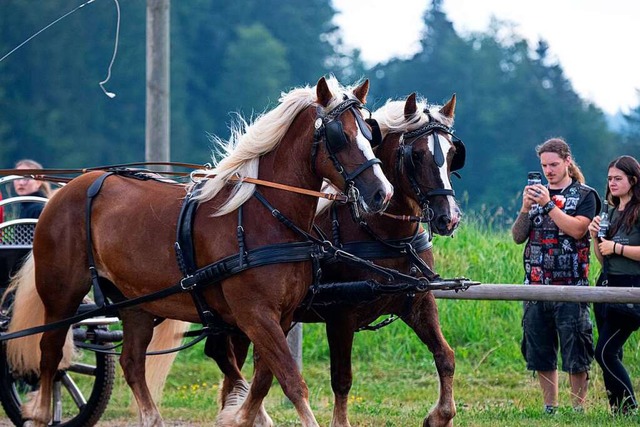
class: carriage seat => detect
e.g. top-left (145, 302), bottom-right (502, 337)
top-left (0, 193), bottom-right (46, 309)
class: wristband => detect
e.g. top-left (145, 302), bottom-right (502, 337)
top-left (613, 242), bottom-right (618, 254)
top-left (542, 200), bottom-right (556, 214)
top-left (621, 245), bottom-right (625, 256)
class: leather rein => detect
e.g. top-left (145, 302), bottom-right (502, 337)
top-left (0, 163), bottom-right (350, 204)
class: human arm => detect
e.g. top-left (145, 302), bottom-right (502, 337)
top-left (608, 241), bottom-right (640, 262)
top-left (511, 211), bottom-right (530, 244)
top-left (588, 215), bottom-right (605, 265)
top-left (511, 185), bottom-right (534, 243)
top-left (529, 183), bottom-right (592, 240)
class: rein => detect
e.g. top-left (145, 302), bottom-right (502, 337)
top-left (0, 163), bottom-right (351, 204)
top-left (378, 211), bottom-right (422, 223)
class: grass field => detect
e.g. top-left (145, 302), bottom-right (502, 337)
top-left (3, 218), bottom-right (640, 426)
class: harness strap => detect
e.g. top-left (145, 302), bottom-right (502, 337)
top-left (0, 240), bottom-right (320, 342)
top-left (237, 205), bottom-right (247, 268)
top-left (175, 182), bottom-right (203, 276)
top-left (85, 172), bottom-right (115, 307)
top-left (343, 158), bottom-right (382, 182)
top-left (332, 231), bottom-right (433, 261)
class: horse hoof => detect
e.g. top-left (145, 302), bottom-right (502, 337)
top-left (423, 416), bottom-right (453, 427)
top-left (254, 405), bottom-right (274, 427)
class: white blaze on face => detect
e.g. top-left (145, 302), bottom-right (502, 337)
top-left (356, 126), bottom-right (394, 203)
top-left (429, 133), bottom-right (461, 225)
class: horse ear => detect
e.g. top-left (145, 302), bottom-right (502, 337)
top-left (316, 76), bottom-right (333, 107)
top-left (404, 93), bottom-right (417, 119)
top-left (353, 79), bottom-right (370, 104)
top-left (439, 93), bottom-right (456, 119)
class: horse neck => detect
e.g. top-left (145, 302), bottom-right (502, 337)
top-left (369, 138), bottom-right (422, 237)
top-left (320, 178), bottom-right (418, 243)
top-left (257, 108), bottom-right (323, 232)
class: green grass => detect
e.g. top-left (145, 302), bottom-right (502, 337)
top-left (3, 220), bottom-right (640, 426)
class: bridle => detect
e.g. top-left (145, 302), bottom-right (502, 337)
top-left (393, 111), bottom-right (466, 223)
top-left (311, 97), bottom-right (382, 203)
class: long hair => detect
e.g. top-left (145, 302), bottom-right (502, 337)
top-left (14, 159), bottom-right (52, 197)
top-left (372, 96), bottom-right (453, 135)
top-left (606, 155), bottom-right (640, 235)
top-left (535, 138), bottom-right (585, 184)
top-left (190, 77), bottom-right (357, 216)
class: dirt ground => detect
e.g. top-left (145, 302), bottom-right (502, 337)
top-left (0, 421), bottom-right (197, 426)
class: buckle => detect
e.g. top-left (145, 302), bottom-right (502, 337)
top-left (180, 275), bottom-right (195, 290)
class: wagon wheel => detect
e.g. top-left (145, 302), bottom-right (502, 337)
top-left (0, 324), bottom-right (117, 427)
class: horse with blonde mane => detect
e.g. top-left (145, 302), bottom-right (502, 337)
top-left (5, 76), bottom-right (393, 427)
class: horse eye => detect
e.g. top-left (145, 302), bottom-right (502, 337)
top-left (412, 151), bottom-right (422, 161)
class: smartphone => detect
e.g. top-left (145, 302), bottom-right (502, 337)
top-left (527, 171), bottom-right (542, 186)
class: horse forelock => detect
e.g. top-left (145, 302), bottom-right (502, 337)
top-left (373, 98), bottom-right (454, 137)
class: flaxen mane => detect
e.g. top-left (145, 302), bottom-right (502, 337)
top-left (372, 97), bottom-right (453, 135)
top-left (192, 77), bottom-right (363, 216)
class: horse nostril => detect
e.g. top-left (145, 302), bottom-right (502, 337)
top-left (370, 190), bottom-right (387, 212)
top-left (437, 216), bottom-right (451, 230)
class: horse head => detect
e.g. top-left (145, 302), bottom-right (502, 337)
top-left (313, 77), bottom-right (393, 214)
top-left (372, 93), bottom-right (464, 236)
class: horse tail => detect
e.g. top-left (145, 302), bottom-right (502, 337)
top-left (5, 252), bottom-right (74, 374)
top-left (144, 319), bottom-right (190, 403)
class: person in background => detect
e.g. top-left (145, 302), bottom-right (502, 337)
top-left (511, 137), bottom-right (599, 414)
top-left (588, 155), bottom-right (640, 415)
top-left (13, 159), bottom-right (51, 219)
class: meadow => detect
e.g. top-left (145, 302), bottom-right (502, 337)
top-left (3, 217), bottom-right (640, 426)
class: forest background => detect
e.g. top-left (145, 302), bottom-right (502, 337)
top-left (2, 0), bottom-right (640, 218)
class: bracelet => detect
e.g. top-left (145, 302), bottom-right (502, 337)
top-left (621, 245), bottom-right (625, 256)
top-left (542, 200), bottom-right (556, 214)
top-left (613, 242), bottom-right (618, 254)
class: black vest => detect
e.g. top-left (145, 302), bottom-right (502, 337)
top-left (523, 181), bottom-right (599, 286)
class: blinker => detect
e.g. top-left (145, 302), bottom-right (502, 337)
top-left (432, 132), bottom-right (445, 167)
top-left (365, 118), bottom-right (382, 147)
top-left (324, 107), bottom-right (381, 153)
top-left (450, 137), bottom-right (466, 172)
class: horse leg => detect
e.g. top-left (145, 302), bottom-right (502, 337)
top-left (206, 333), bottom-right (273, 427)
top-left (325, 319), bottom-right (356, 427)
top-left (219, 317), bottom-right (317, 427)
top-left (205, 334), bottom-right (250, 408)
top-left (21, 325), bottom-right (71, 426)
top-left (402, 294), bottom-right (456, 427)
top-left (215, 344), bottom-right (274, 427)
top-left (119, 308), bottom-right (164, 427)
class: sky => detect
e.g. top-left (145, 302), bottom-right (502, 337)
top-left (332, 0), bottom-right (640, 115)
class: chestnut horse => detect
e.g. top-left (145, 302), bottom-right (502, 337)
top-left (305, 93), bottom-right (462, 427)
top-left (181, 93), bottom-right (463, 426)
top-left (5, 76), bottom-right (393, 427)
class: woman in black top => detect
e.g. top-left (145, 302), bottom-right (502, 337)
top-left (12, 159), bottom-right (51, 219)
top-left (589, 155), bottom-right (640, 414)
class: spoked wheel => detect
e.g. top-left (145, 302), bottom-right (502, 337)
top-left (0, 324), bottom-right (118, 427)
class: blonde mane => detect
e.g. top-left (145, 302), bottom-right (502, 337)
top-left (372, 97), bottom-right (453, 137)
top-left (191, 77), bottom-right (359, 216)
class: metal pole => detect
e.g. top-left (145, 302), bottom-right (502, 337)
top-left (432, 284), bottom-right (640, 303)
top-left (145, 0), bottom-right (170, 167)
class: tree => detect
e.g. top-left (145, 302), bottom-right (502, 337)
top-left (622, 90), bottom-right (640, 148)
top-left (215, 24), bottom-right (291, 117)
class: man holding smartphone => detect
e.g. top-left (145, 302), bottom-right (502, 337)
top-left (511, 137), bottom-right (600, 414)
